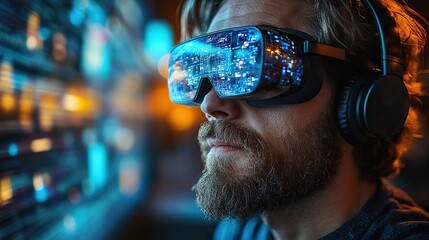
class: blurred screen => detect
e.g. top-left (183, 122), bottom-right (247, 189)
top-left (0, 0), bottom-right (154, 239)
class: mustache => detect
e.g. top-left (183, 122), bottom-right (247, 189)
top-left (197, 120), bottom-right (266, 154)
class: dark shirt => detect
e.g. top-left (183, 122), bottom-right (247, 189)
top-left (213, 183), bottom-right (429, 240)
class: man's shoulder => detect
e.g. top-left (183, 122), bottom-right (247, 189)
top-left (374, 184), bottom-right (429, 239)
top-left (213, 184), bottom-right (429, 240)
top-left (323, 183), bottom-right (429, 240)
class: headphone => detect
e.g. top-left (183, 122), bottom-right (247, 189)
top-left (337, 0), bottom-right (410, 145)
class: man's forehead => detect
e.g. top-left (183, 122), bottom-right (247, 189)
top-left (208, 0), bottom-right (313, 35)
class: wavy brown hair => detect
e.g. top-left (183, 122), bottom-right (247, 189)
top-left (179, 0), bottom-right (427, 180)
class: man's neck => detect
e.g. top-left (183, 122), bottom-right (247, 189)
top-left (262, 145), bottom-right (377, 240)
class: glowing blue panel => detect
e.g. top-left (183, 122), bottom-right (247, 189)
top-left (35, 187), bottom-right (49, 203)
top-left (88, 142), bottom-right (108, 192)
top-left (39, 28), bottom-right (51, 40)
top-left (69, 7), bottom-right (85, 26)
top-left (87, 2), bottom-right (107, 25)
top-left (144, 20), bottom-right (173, 65)
top-left (8, 143), bottom-right (19, 157)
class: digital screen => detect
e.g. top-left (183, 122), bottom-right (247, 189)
top-left (0, 1), bottom-right (151, 239)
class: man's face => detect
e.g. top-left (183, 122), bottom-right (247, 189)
top-left (194, 0), bottom-right (343, 220)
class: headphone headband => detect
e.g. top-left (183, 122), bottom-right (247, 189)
top-left (364, 0), bottom-right (404, 76)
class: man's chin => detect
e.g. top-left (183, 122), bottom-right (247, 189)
top-left (195, 148), bottom-right (275, 220)
top-left (194, 170), bottom-right (262, 221)
top-left (204, 153), bottom-right (255, 179)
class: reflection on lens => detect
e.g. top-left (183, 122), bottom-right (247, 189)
top-left (263, 29), bottom-right (304, 91)
top-left (168, 27), bottom-right (263, 103)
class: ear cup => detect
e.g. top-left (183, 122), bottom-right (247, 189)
top-left (337, 73), bottom-right (410, 145)
top-left (337, 75), bottom-right (363, 145)
top-left (359, 75), bottom-right (410, 139)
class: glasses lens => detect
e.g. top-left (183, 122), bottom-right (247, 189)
top-left (263, 29), bottom-right (304, 92)
top-left (168, 27), bottom-right (263, 103)
top-left (168, 41), bottom-right (201, 103)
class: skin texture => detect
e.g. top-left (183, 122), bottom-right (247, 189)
top-left (195, 0), bottom-right (378, 239)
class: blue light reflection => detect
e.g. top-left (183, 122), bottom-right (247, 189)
top-left (88, 142), bottom-right (108, 192)
top-left (144, 20), bottom-right (173, 65)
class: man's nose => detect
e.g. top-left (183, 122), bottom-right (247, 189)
top-left (200, 88), bottom-right (240, 121)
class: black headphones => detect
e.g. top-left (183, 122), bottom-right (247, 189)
top-left (337, 0), bottom-right (410, 145)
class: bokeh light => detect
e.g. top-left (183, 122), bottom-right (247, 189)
top-left (143, 20), bottom-right (174, 66)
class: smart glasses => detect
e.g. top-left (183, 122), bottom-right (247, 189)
top-left (168, 26), bottom-right (348, 106)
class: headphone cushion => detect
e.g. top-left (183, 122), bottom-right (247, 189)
top-left (337, 75), bottom-right (360, 145)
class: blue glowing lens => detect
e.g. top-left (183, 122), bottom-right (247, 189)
top-left (167, 26), bottom-right (305, 104)
top-left (168, 27), bottom-right (263, 103)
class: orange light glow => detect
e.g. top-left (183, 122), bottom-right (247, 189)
top-left (0, 176), bottom-right (13, 204)
top-left (147, 82), bottom-right (203, 131)
top-left (26, 12), bottom-right (42, 50)
top-left (19, 114), bottom-right (32, 130)
top-left (0, 61), bottom-right (15, 111)
top-left (62, 94), bottom-right (80, 111)
top-left (31, 138), bottom-right (52, 152)
top-left (168, 106), bottom-right (200, 132)
top-left (20, 86), bottom-right (33, 113)
top-left (64, 86), bottom-right (100, 117)
top-left (40, 111), bottom-right (54, 131)
top-left (0, 61), bottom-right (13, 82)
top-left (20, 83), bottom-right (33, 130)
top-left (39, 93), bottom-right (58, 131)
top-left (147, 82), bottom-right (172, 119)
top-left (1, 93), bottom-right (15, 111)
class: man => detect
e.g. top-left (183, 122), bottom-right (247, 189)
top-left (168, 0), bottom-right (429, 239)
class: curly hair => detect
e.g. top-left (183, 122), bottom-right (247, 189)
top-left (178, 0), bottom-right (427, 180)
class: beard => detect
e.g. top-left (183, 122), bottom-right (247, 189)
top-left (194, 110), bottom-right (342, 221)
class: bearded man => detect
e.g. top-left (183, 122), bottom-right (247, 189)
top-left (167, 0), bottom-right (429, 239)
